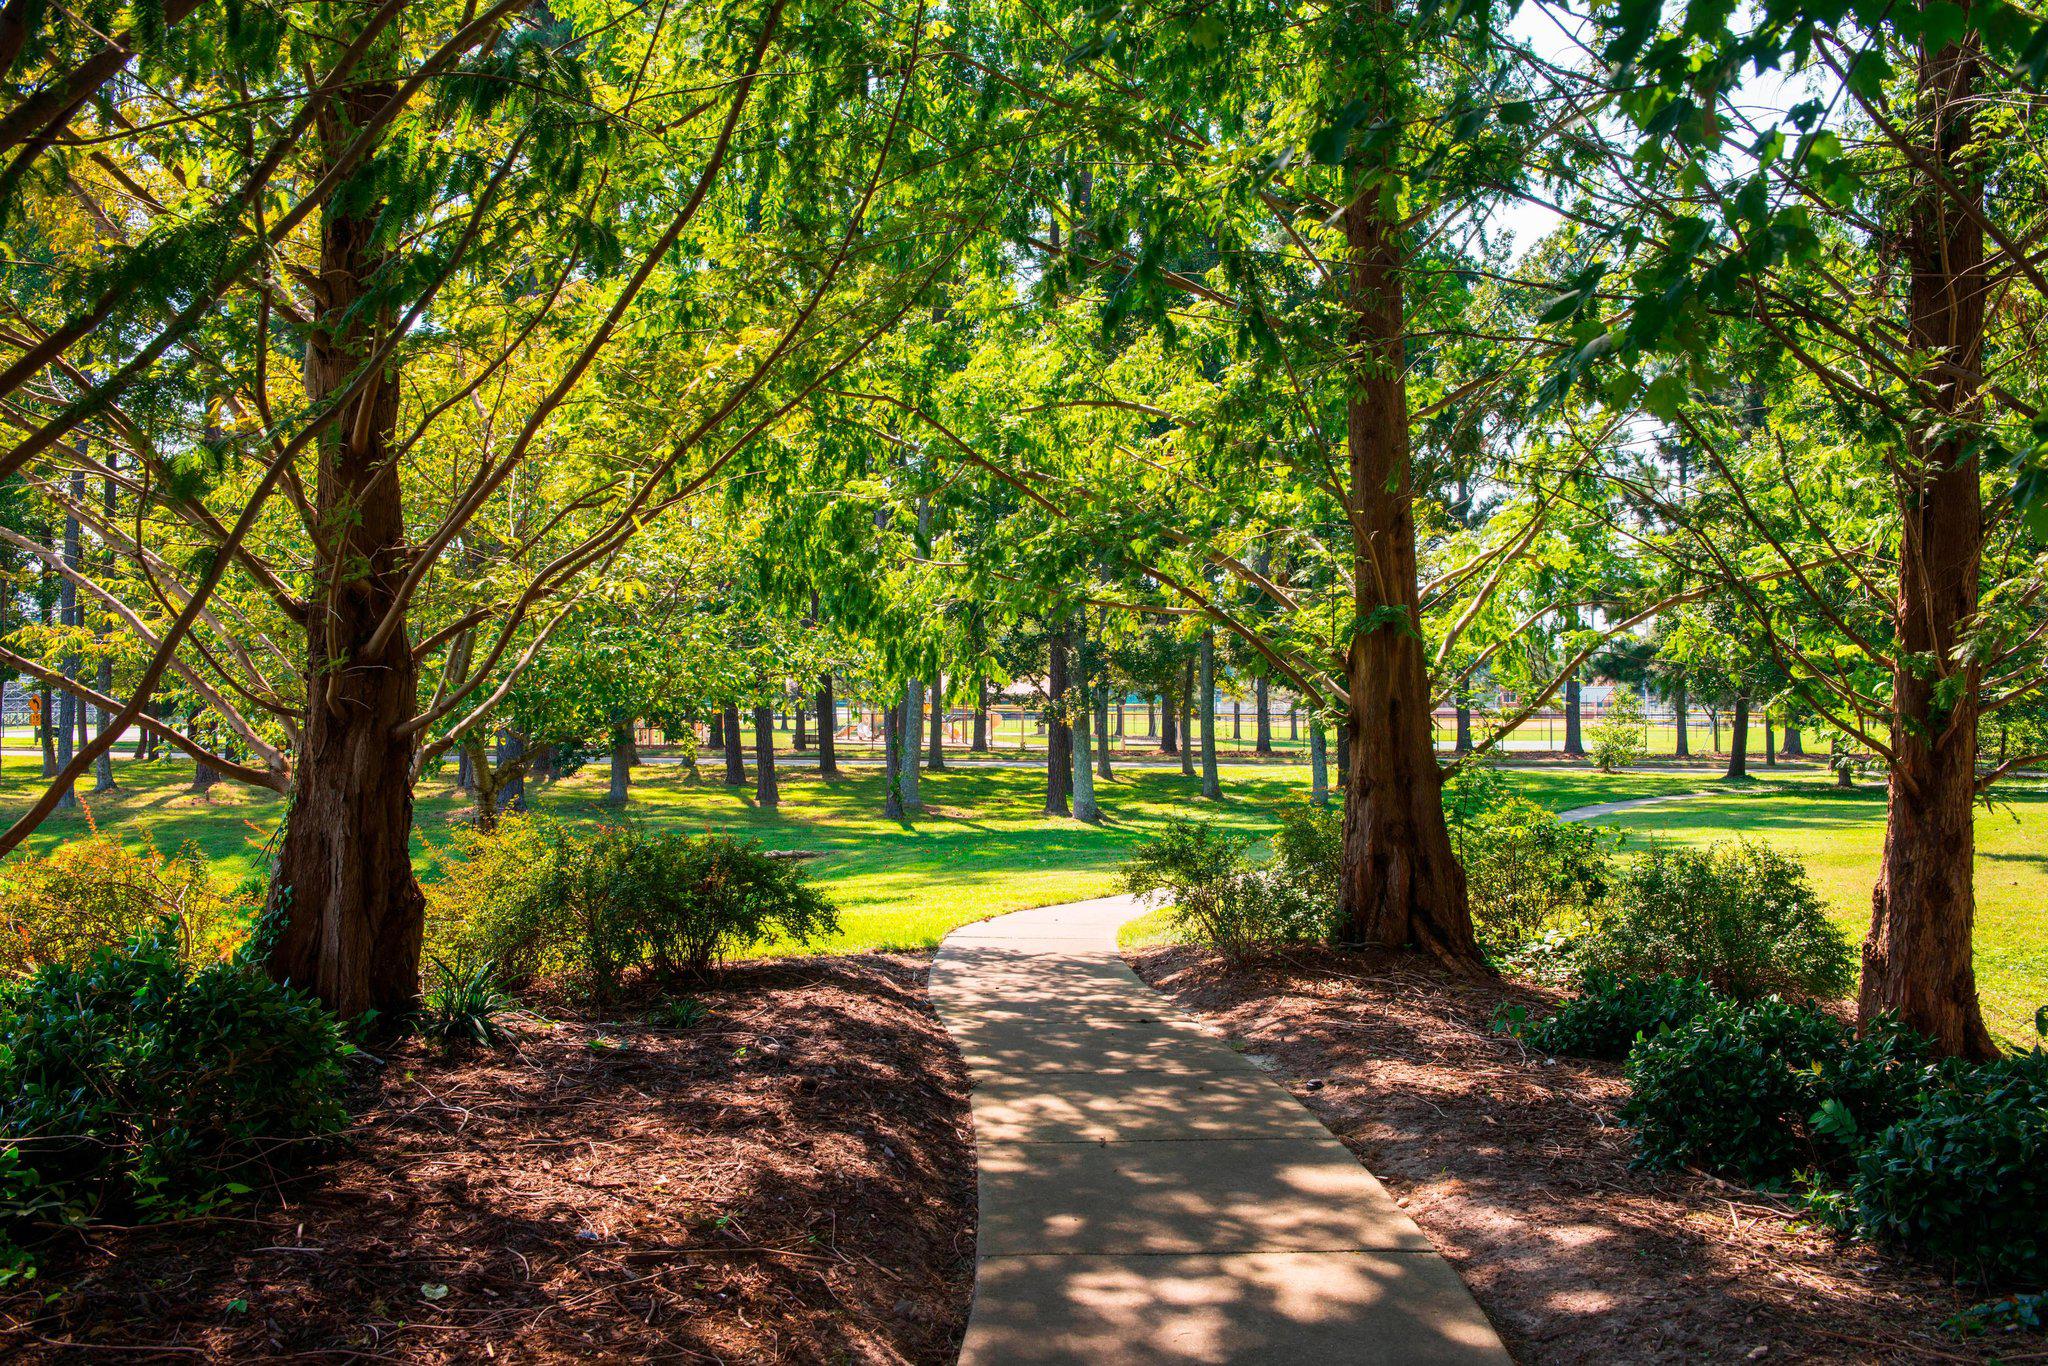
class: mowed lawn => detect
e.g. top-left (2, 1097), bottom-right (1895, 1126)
top-left (6, 756), bottom-right (2039, 1041)
top-left (1597, 773), bottom-right (2048, 1046)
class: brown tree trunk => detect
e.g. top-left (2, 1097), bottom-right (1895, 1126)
top-left (1562, 672), bottom-right (1585, 757)
top-left (1045, 624), bottom-right (1070, 815)
top-left (266, 72), bottom-right (424, 1021)
top-left (1863, 34), bottom-right (1996, 1060)
top-left (754, 704), bottom-right (779, 809)
top-left (1335, 177), bottom-right (1481, 971)
top-left (927, 673), bottom-right (946, 770)
top-left (971, 678), bottom-right (990, 752)
top-left (1672, 683), bottom-right (1690, 757)
top-left (1253, 676), bottom-right (1273, 755)
top-left (816, 674), bottom-right (840, 777)
top-left (722, 702), bottom-right (746, 785)
top-left (1725, 694), bottom-right (1750, 779)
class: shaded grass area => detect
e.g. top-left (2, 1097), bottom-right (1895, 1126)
top-left (1597, 773), bottom-right (2048, 1046)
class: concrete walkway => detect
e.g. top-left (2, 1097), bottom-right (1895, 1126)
top-left (1557, 788), bottom-right (1721, 823)
top-left (932, 896), bottom-right (1510, 1365)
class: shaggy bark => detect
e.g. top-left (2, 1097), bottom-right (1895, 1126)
top-left (265, 73), bottom-right (425, 1020)
top-left (1863, 34), bottom-right (1997, 1059)
top-left (1333, 180), bottom-right (1480, 971)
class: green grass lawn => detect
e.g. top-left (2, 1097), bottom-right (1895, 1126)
top-left (9, 755), bottom-right (2037, 1042)
top-left (1596, 773), bottom-right (2048, 1046)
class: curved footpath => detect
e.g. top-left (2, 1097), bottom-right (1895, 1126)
top-left (931, 895), bottom-right (1510, 1365)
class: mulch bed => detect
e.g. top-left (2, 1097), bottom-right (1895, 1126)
top-left (0, 955), bottom-right (975, 1364)
top-left (1127, 945), bottom-right (2048, 1365)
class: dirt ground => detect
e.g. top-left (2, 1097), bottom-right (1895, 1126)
top-left (1127, 945), bottom-right (2048, 1365)
top-left (0, 955), bottom-right (975, 1364)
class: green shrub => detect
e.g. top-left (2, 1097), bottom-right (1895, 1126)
top-left (1120, 817), bottom-right (1333, 958)
top-left (0, 836), bottom-right (239, 976)
top-left (1447, 791), bottom-right (1614, 954)
top-left (1621, 998), bottom-right (1930, 1183)
top-left (1588, 688), bottom-right (1649, 772)
top-left (431, 820), bottom-right (838, 1000)
top-left (1847, 1050), bottom-right (2048, 1285)
top-left (1270, 801), bottom-right (1342, 907)
top-left (1588, 839), bottom-right (1854, 1000)
top-left (1500, 968), bottom-right (1723, 1060)
top-left (0, 925), bottom-right (353, 1272)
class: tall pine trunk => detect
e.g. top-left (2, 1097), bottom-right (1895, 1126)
top-left (266, 73), bottom-right (425, 1020)
top-left (1334, 171), bottom-right (1479, 970)
top-left (1864, 33), bottom-right (1996, 1059)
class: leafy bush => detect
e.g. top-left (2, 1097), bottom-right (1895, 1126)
top-left (0, 925), bottom-right (353, 1271)
top-left (1499, 968), bottom-right (1723, 1060)
top-left (1846, 1050), bottom-right (2048, 1285)
top-left (1588, 687), bottom-right (1649, 772)
top-left (1621, 998), bottom-right (1931, 1183)
top-left (417, 956), bottom-right (515, 1048)
top-left (1270, 800), bottom-right (1342, 907)
top-left (431, 819), bottom-right (838, 1000)
top-left (0, 836), bottom-right (238, 976)
top-left (1587, 839), bottom-right (1854, 1000)
top-left (1446, 789), bottom-right (1614, 954)
top-left (1119, 817), bottom-right (1334, 958)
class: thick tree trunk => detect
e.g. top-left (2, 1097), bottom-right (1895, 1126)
top-left (816, 674), bottom-right (839, 777)
top-left (1159, 687), bottom-right (1178, 754)
top-left (1562, 673), bottom-right (1585, 757)
top-left (1725, 695), bottom-right (1750, 779)
top-left (709, 710), bottom-right (725, 752)
top-left (1333, 184), bottom-right (1481, 970)
top-left (1454, 700), bottom-right (1473, 753)
top-left (722, 703), bottom-right (746, 786)
top-left (1783, 726), bottom-right (1804, 758)
top-left (1309, 720), bottom-right (1329, 806)
top-left (1673, 684), bottom-right (1690, 757)
top-left (266, 73), bottom-right (425, 1021)
top-left (1863, 34), bottom-right (1996, 1060)
top-left (899, 677), bottom-right (923, 811)
top-left (971, 678), bottom-right (990, 752)
top-left (1179, 659), bottom-right (1195, 779)
top-left (1045, 626), bottom-right (1070, 815)
top-left (1198, 629), bottom-right (1221, 799)
top-left (499, 730), bottom-right (527, 812)
top-left (927, 674), bottom-right (946, 770)
top-left (754, 704), bottom-right (778, 809)
top-left (1764, 716), bottom-right (1777, 768)
top-left (793, 701), bottom-right (807, 751)
top-left (1254, 676), bottom-right (1273, 755)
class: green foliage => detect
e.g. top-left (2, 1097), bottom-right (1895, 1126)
top-left (431, 817), bottom-right (838, 1000)
top-left (0, 836), bottom-right (239, 976)
top-left (1498, 968), bottom-right (1722, 1060)
top-left (1119, 816), bottom-right (1334, 958)
top-left (1846, 1050), bottom-right (2048, 1285)
top-left (1588, 687), bottom-right (1649, 772)
top-left (417, 957), bottom-right (515, 1049)
top-left (1587, 839), bottom-right (1854, 1000)
top-left (1269, 800), bottom-right (1342, 906)
top-left (1621, 999), bottom-right (1931, 1184)
top-left (0, 926), bottom-right (353, 1276)
top-left (1445, 779), bottom-right (1614, 955)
